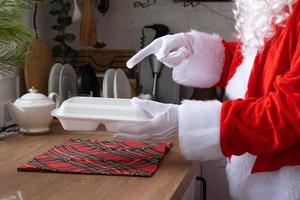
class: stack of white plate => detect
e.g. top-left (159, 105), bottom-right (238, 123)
top-left (48, 63), bottom-right (77, 102)
top-left (102, 68), bottom-right (131, 99)
top-left (102, 69), bottom-right (115, 98)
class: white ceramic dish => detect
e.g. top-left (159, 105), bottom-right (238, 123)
top-left (102, 68), bottom-right (115, 98)
top-left (59, 64), bottom-right (77, 101)
top-left (113, 69), bottom-right (131, 99)
top-left (52, 97), bottom-right (151, 132)
top-left (48, 63), bottom-right (63, 94)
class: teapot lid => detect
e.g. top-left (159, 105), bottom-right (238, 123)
top-left (15, 87), bottom-right (55, 107)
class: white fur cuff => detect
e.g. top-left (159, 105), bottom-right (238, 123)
top-left (172, 30), bottom-right (225, 88)
top-left (178, 100), bottom-right (224, 161)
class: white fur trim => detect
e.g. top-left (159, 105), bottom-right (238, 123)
top-left (172, 30), bottom-right (225, 88)
top-left (226, 48), bottom-right (257, 99)
top-left (226, 153), bottom-right (300, 200)
top-left (178, 100), bottom-right (224, 161)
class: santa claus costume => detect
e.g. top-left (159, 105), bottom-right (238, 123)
top-left (120, 0), bottom-right (300, 199)
top-left (176, 0), bottom-right (300, 199)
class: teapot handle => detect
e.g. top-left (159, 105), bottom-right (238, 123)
top-left (48, 93), bottom-right (61, 108)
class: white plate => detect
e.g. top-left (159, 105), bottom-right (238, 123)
top-left (102, 69), bottom-right (115, 98)
top-left (59, 64), bottom-right (77, 101)
top-left (52, 97), bottom-right (151, 132)
top-left (48, 63), bottom-right (63, 93)
top-left (113, 69), bottom-right (131, 99)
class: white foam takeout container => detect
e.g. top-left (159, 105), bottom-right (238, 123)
top-left (51, 97), bottom-right (151, 132)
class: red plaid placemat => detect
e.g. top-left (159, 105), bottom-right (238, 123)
top-left (17, 139), bottom-right (173, 177)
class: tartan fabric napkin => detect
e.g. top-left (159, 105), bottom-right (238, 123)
top-left (17, 139), bottom-right (173, 177)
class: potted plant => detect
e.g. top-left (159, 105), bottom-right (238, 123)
top-left (49, 0), bottom-right (78, 65)
top-left (0, 0), bottom-right (37, 128)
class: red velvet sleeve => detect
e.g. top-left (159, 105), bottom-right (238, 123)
top-left (215, 40), bottom-right (242, 87)
top-left (220, 40), bottom-right (300, 157)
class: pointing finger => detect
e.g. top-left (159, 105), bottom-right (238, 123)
top-left (126, 38), bottom-right (163, 69)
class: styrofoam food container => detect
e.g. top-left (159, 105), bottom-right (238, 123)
top-left (52, 97), bottom-right (151, 132)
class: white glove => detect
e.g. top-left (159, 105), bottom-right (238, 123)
top-left (127, 30), bottom-right (224, 88)
top-left (108, 97), bottom-right (179, 141)
top-left (127, 32), bottom-right (193, 69)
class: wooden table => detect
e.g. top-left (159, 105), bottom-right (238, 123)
top-left (0, 121), bottom-right (200, 200)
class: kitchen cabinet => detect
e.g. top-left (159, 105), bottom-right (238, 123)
top-left (200, 159), bottom-right (231, 200)
top-left (182, 168), bottom-right (202, 200)
top-left (181, 159), bottom-right (231, 200)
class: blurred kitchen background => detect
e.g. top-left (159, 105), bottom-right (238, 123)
top-left (33, 1), bottom-right (234, 49)
top-left (0, 1), bottom-right (235, 199)
top-left (2, 0), bottom-right (235, 133)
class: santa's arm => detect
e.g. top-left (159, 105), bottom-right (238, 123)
top-left (221, 59), bottom-right (300, 157)
top-left (172, 30), bottom-right (239, 88)
top-left (178, 51), bottom-right (300, 161)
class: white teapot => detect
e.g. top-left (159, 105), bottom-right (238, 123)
top-left (5, 87), bottom-right (61, 134)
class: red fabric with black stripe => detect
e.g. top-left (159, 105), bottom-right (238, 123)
top-left (218, 1), bottom-right (300, 173)
top-left (17, 139), bottom-right (173, 177)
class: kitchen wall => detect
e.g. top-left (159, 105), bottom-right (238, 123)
top-left (34, 0), bottom-right (235, 50)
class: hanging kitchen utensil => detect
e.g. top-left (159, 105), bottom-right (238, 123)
top-left (72, 0), bottom-right (82, 23)
top-left (97, 0), bottom-right (109, 16)
top-left (95, 0), bottom-right (107, 48)
top-left (25, 4), bottom-right (54, 95)
top-left (93, 41), bottom-right (106, 49)
top-left (80, 0), bottom-right (97, 46)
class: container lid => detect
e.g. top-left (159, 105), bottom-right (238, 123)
top-left (15, 87), bottom-right (54, 107)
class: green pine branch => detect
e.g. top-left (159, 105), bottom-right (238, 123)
top-left (0, 21), bottom-right (34, 44)
top-left (0, 0), bottom-right (41, 73)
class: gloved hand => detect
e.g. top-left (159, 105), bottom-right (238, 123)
top-left (127, 32), bottom-right (193, 69)
top-left (107, 97), bottom-right (179, 141)
top-left (127, 31), bottom-right (224, 88)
